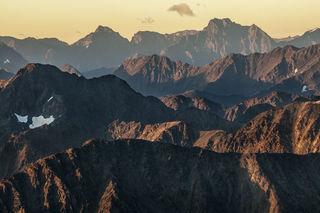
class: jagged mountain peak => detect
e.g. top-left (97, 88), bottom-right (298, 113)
top-left (95, 25), bottom-right (116, 34)
top-left (207, 18), bottom-right (233, 26)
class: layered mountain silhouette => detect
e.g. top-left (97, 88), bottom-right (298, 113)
top-left (2, 139), bottom-right (320, 212)
top-left (162, 91), bottom-right (320, 124)
top-left (0, 42), bottom-right (28, 73)
top-left (114, 44), bottom-right (320, 99)
top-left (1, 18), bottom-right (319, 71)
top-left (0, 63), bottom-right (234, 179)
top-left (82, 67), bottom-right (116, 79)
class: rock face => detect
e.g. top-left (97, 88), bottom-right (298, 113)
top-left (227, 100), bottom-right (320, 154)
top-left (114, 55), bottom-right (200, 96)
top-left (115, 44), bottom-right (320, 98)
top-left (2, 18), bottom-right (319, 71)
top-left (194, 100), bottom-right (320, 154)
top-left (0, 42), bottom-right (28, 73)
top-left (59, 64), bottom-right (82, 77)
top-left (1, 139), bottom-right (320, 212)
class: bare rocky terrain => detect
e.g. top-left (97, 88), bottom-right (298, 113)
top-left (1, 139), bottom-right (320, 212)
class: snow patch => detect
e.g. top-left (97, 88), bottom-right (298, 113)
top-left (29, 115), bottom-right (55, 129)
top-left (14, 113), bottom-right (28, 123)
top-left (47, 96), bottom-right (53, 102)
top-left (301, 85), bottom-right (308, 93)
top-left (185, 51), bottom-right (193, 60)
top-left (160, 50), bottom-right (166, 56)
top-left (3, 59), bottom-right (10, 64)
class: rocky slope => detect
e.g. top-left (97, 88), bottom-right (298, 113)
top-left (1, 139), bottom-right (320, 212)
top-left (59, 64), bottom-right (82, 77)
top-left (196, 100), bottom-right (320, 154)
top-left (228, 100), bottom-right (320, 154)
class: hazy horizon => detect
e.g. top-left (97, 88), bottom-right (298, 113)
top-left (1, 0), bottom-right (320, 44)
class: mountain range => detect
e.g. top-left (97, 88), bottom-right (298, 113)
top-left (114, 44), bottom-right (320, 100)
top-left (1, 18), bottom-right (320, 71)
top-left (0, 18), bottom-right (320, 212)
top-left (0, 61), bottom-right (318, 212)
top-left (0, 63), bottom-right (236, 179)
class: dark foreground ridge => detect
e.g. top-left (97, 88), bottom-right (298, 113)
top-left (1, 139), bottom-right (320, 212)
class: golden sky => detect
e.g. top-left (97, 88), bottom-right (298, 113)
top-left (1, 0), bottom-right (320, 44)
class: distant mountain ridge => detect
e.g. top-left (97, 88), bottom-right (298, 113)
top-left (114, 44), bottom-right (320, 98)
top-left (1, 18), bottom-right (320, 71)
top-left (0, 42), bottom-right (28, 73)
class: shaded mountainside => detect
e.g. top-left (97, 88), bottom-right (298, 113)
top-left (0, 63), bottom-right (233, 179)
top-left (1, 139), bottom-right (320, 212)
top-left (0, 69), bottom-right (14, 80)
top-left (0, 37), bottom-right (69, 66)
top-left (70, 26), bottom-right (131, 70)
top-left (0, 42), bottom-right (28, 73)
top-left (0, 63), bottom-right (172, 178)
top-left (2, 18), bottom-right (319, 71)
